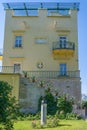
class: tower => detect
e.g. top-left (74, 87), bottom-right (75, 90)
top-left (2, 3), bottom-right (81, 105)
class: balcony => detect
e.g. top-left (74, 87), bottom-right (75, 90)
top-left (24, 71), bottom-right (80, 78)
top-left (0, 66), bottom-right (80, 78)
top-left (0, 66), bottom-right (14, 73)
top-left (52, 41), bottom-right (75, 59)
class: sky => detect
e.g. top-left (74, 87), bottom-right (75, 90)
top-left (0, 0), bottom-right (87, 95)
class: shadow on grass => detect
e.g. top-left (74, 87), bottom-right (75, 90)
top-left (59, 124), bottom-right (72, 127)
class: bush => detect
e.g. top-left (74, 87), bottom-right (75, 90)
top-left (31, 117), bottom-right (59, 129)
top-left (82, 100), bottom-right (87, 109)
top-left (66, 113), bottom-right (78, 120)
top-left (55, 111), bottom-right (65, 119)
top-left (31, 120), bottom-right (37, 128)
top-left (47, 117), bottom-right (59, 128)
top-left (57, 95), bottom-right (73, 115)
top-left (38, 88), bottom-right (58, 115)
top-left (0, 81), bottom-right (19, 130)
top-left (17, 112), bottom-right (41, 121)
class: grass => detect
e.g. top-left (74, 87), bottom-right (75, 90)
top-left (14, 119), bottom-right (87, 130)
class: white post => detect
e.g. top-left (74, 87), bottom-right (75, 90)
top-left (41, 100), bottom-right (47, 125)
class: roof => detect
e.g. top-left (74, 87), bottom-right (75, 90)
top-left (3, 2), bottom-right (79, 11)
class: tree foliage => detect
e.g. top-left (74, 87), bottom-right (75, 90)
top-left (57, 95), bottom-right (73, 115)
top-left (38, 89), bottom-right (73, 116)
top-left (38, 88), bottom-right (57, 115)
top-left (82, 100), bottom-right (87, 109)
top-left (0, 81), bottom-right (19, 130)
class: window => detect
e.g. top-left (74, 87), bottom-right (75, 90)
top-left (14, 36), bottom-right (22, 48)
top-left (48, 10), bottom-right (69, 16)
top-left (59, 36), bottom-right (67, 48)
top-left (58, 10), bottom-right (69, 16)
top-left (60, 64), bottom-right (67, 76)
top-left (14, 64), bottom-right (21, 73)
top-left (14, 10), bottom-right (38, 16)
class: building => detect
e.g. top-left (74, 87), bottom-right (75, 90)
top-left (1, 2), bottom-right (81, 112)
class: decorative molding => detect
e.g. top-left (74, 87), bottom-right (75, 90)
top-left (37, 62), bottom-right (43, 69)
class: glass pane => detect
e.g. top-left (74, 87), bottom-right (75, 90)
top-left (14, 10), bottom-right (27, 16)
top-left (3, 3), bottom-right (80, 11)
top-left (60, 64), bottom-right (67, 75)
top-left (28, 10), bottom-right (38, 16)
top-left (14, 64), bottom-right (21, 73)
top-left (26, 3), bottom-right (41, 8)
top-left (15, 36), bottom-right (22, 47)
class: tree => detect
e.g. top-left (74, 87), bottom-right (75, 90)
top-left (57, 95), bottom-right (73, 115)
top-left (38, 88), bottom-right (57, 115)
top-left (0, 81), bottom-right (18, 130)
top-left (82, 100), bottom-right (87, 109)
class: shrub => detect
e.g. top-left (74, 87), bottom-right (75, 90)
top-left (31, 120), bottom-right (37, 128)
top-left (0, 81), bottom-right (19, 130)
top-left (31, 117), bottom-right (59, 129)
top-left (47, 117), bottom-right (59, 128)
top-left (82, 100), bottom-right (87, 109)
top-left (17, 112), bottom-right (41, 121)
top-left (55, 110), bottom-right (65, 119)
top-left (57, 95), bottom-right (73, 115)
top-left (66, 113), bottom-right (78, 120)
top-left (38, 88), bottom-right (58, 115)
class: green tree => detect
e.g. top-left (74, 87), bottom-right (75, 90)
top-left (38, 88), bottom-right (57, 115)
top-left (57, 95), bottom-right (73, 115)
top-left (82, 100), bottom-right (87, 109)
top-left (0, 81), bottom-right (18, 130)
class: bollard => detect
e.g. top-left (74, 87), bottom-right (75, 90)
top-left (41, 100), bottom-right (47, 125)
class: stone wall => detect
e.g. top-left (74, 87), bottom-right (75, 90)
top-left (50, 78), bottom-right (81, 102)
top-left (0, 73), bottom-right (81, 113)
top-left (19, 77), bottom-right (45, 113)
top-left (19, 77), bottom-right (81, 113)
top-left (73, 105), bottom-right (86, 118)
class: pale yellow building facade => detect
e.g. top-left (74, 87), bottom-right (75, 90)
top-left (0, 73), bottom-right (20, 101)
top-left (3, 6), bottom-right (79, 72)
top-left (2, 3), bottom-right (81, 108)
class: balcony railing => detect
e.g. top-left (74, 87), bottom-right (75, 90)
top-left (0, 66), bottom-right (80, 78)
top-left (52, 41), bottom-right (75, 50)
top-left (0, 66), bottom-right (14, 73)
top-left (24, 70), bottom-right (80, 78)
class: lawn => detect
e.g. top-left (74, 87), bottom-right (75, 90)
top-left (14, 119), bottom-right (87, 130)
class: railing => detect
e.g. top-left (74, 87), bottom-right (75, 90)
top-left (0, 66), bottom-right (23, 73)
top-left (52, 41), bottom-right (75, 50)
top-left (24, 71), bottom-right (80, 78)
top-left (0, 66), bottom-right (80, 78)
top-left (0, 66), bottom-right (15, 73)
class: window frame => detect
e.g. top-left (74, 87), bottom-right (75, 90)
top-left (59, 63), bottom-right (67, 76)
top-left (14, 36), bottom-right (23, 48)
top-left (13, 31), bottom-right (25, 48)
top-left (59, 36), bottom-right (67, 48)
top-left (14, 63), bottom-right (21, 73)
